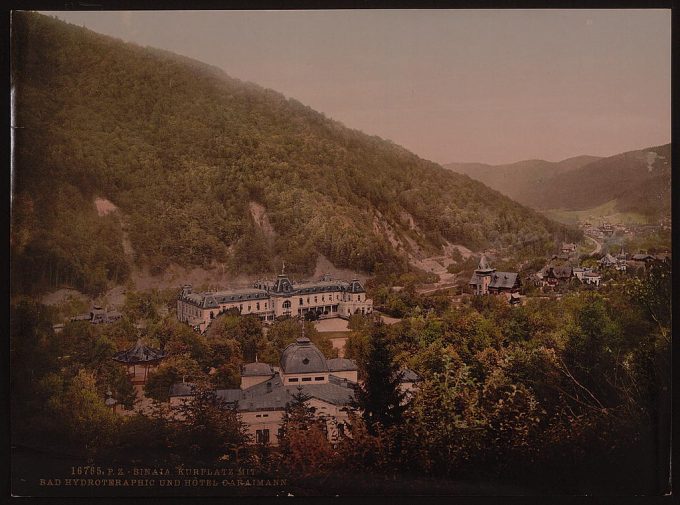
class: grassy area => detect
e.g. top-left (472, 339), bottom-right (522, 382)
top-left (541, 199), bottom-right (650, 226)
top-left (318, 331), bottom-right (352, 339)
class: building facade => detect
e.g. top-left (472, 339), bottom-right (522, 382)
top-left (177, 274), bottom-right (373, 333)
top-left (469, 255), bottom-right (520, 296)
top-left (169, 336), bottom-right (420, 446)
top-left (170, 337), bottom-right (360, 445)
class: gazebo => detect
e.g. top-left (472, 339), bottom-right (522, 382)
top-left (112, 339), bottom-right (168, 385)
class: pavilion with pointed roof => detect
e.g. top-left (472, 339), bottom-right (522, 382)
top-left (113, 340), bottom-right (168, 385)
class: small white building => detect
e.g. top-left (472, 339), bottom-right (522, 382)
top-left (583, 271), bottom-right (602, 286)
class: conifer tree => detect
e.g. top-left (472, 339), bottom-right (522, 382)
top-left (354, 322), bottom-right (405, 434)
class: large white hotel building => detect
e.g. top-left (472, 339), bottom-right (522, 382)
top-left (177, 274), bottom-right (373, 333)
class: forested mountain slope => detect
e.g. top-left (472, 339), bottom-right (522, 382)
top-left (446, 155), bottom-right (601, 203)
top-left (447, 145), bottom-right (671, 219)
top-left (523, 144), bottom-right (671, 215)
top-left (11, 13), bottom-right (576, 295)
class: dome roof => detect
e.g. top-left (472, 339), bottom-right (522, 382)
top-left (280, 337), bottom-right (329, 374)
top-left (242, 362), bottom-right (274, 377)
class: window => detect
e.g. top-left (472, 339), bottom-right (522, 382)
top-left (256, 302), bottom-right (260, 310)
top-left (322, 295), bottom-right (325, 302)
top-left (307, 297), bottom-right (310, 303)
top-left (302, 377), bottom-right (312, 382)
top-left (314, 377), bottom-right (324, 381)
top-left (263, 414), bottom-right (269, 417)
top-left (247, 305), bottom-right (251, 312)
top-left (288, 378), bottom-right (298, 383)
top-left (358, 295), bottom-right (361, 301)
top-left (299, 298), bottom-right (303, 305)
top-left (337, 423), bottom-right (345, 436)
top-left (283, 300), bottom-right (291, 309)
top-left (256, 429), bottom-right (270, 444)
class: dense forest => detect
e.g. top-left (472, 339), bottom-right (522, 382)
top-left (11, 12), bottom-right (578, 296)
top-left (447, 144), bottom-right (671, 219)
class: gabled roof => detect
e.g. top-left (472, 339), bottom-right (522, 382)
top-left (599, 253), bottom-right (617, 264)
top-left (631, 254), bottom-right (655, 261)
top-left (489, 272), bottom-right (519, 289)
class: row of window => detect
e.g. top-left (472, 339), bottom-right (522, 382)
top-left (197, 294), bottom-right (367, 321)
top-left (285, 294), bottom-right (362, 308)
top-left (255, 423), bottom-right (346, 444)
top-left (287, 376), bottom-right (325, 383)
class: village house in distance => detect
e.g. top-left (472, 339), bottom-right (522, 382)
top-left (177, 273), bottom-right (373, 333)
top-left (469, 255), bottom-right (521, 303)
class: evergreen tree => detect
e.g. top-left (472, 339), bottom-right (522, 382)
top-left (354, 322), bottom-right (406, 434)
top-left (175, 387), bottom-right (250, 464)
top-left (279, 388), bottom-right (317, 443)
top-left (278, 388), bottom-right (335, 476)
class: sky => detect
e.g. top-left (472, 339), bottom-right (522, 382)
top-left (46, 9), bottom-right (671, 165)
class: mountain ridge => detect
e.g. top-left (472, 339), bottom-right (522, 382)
top-left (446, 144), bottom-right (670, 219)
top-left (10, 12), bottom-right (578, 295)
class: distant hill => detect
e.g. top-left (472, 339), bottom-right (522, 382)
top-left (446, 145), bottom-right (671, 220)
top-left (446, 156), bottom-right (601, 204)
top-left (525, 144), bottom-right (671, 216)
top-left (10, 13), bottom-right (577, 295)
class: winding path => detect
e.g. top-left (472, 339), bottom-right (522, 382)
top-left (586, 235), bottom-right (602, 255)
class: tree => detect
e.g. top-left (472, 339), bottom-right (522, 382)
top-left (174, 387), bottom-right (250, 464)
top-left (277, 388), bottom-right (335, 476)
top-left (49, 369), bottom-right (120, 457)
top-left (403, 356), bottom-right (485, 476)
top-left (144, 355), bottom-right (205, 402)
top-left (353, 322), bottom-right (405, 434)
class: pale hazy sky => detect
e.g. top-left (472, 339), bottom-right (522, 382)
top-left (45, 9), bottom-right (670, 165)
